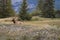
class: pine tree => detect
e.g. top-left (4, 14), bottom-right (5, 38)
top-left (43, 0), bottom-right (55, 18)
top-left (0, 0), bottom-right (5, 18)
top-left (19, 0), bottom-right (32, 20)
top-left (0, 0), bottom-right (15, 18)
top-left (37, 0), bottom-right (44, 11)
top-left (37, 0), bottom-right (45, 17)
top-left (5, 0), bottom-right (15, 17)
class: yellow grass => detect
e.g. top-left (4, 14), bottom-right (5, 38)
top-left (0, 17), bottom-right (60, 27)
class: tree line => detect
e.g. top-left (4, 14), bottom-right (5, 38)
top-left (0, 0), bottom-right (60, 20)
top-left (0, 0), bottom-right (15, 18)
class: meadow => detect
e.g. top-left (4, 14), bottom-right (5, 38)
top-left (0, 17), bottom-right (60, 40)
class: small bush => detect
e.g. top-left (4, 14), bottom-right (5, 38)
top-left (31, 16), bottom-right (40, 21)
top-left (31, 18), bottom-right (39, 21)
top-left (26, 14), bottom-right (32, 21)
top-left (18, 14), bottom-right (32, 21)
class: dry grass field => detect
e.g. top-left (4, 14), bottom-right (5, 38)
top-left (0, 17), bottom-right (60, 30)
top-left (0, 17), bottom-right (60, 40)
top-left (0, 17), bottom-right (60, 27)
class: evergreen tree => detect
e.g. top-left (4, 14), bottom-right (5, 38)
top-left (42, 0), bottom-right (55, 18)
top-left (36, 0), bottom-right (44, 16)
top-left (0, 0), bottom-right (5, 18)
top-left (37, 0), bottom-right (47, 17)
top-left (55, 10), bottom-right (60, 18)
top-left (37, 0), bottom-right (44, 11)
top-left (19, 0), bottom-right (32, 20)
top-left (5, 0), bottom-right (15, 17)
top-left (0, 0), bottom-right (15, 18)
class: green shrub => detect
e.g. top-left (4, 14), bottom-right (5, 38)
top-left (31, 16), bottom-right (40, 21)
top-left (26, 14), bottom-right (32, 21)
top-left (18, 14), bottom-right (32, 21)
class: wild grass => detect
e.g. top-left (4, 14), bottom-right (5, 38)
top-left (0, 24), bottom-right (60, 40)
top-left (0, 17), bottom-right (60, 40)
